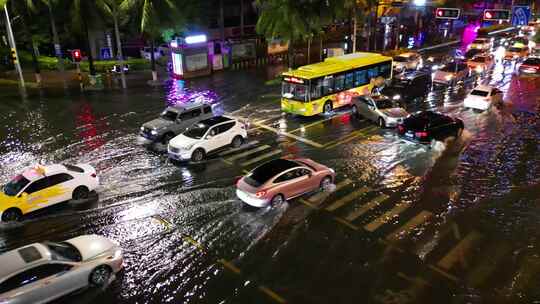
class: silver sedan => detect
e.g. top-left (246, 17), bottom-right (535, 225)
top-left (0, 235), bottom-right (123, 304)
top-left (351, 94), bottom-right (409, 128)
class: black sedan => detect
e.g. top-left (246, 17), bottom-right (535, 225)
top-left (397, 111), bottom-right (464, 145)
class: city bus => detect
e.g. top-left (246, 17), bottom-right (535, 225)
top-left (281, 52), bottom-right (393, 116)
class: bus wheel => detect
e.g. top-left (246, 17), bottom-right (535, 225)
top-left (323, 101), bottom-right (332, 114)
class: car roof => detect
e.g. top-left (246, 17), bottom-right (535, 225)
top-left (251, 159), bottom-right (301, 180)
top-left (0, 243), bottom-right (51, 279)
top-left (168, 102), bottom-right (207, 112)
top-left (199, 116), bottom-right (233, 127)
top-left (397, 70), bottom-right (429, 80)
top-left (472, 84), bottom-right (493, 92)
top-left (22, 164), bottom-right (67, 181)
top-left (396, 52), bottom-right (418, 58)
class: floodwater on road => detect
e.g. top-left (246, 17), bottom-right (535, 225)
top-left (0, 59), bottom-right (539, 303)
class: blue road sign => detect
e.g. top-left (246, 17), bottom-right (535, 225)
top-left (100, 47), bottom-right (112, 60)
top-left (512, 6), bottom-right (531, 26)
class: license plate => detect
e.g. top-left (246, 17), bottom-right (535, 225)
top-left (405, 132), bottom-right (414, 138)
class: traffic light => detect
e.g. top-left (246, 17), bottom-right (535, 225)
top-left (10, 48), bottom-right (17, 64)
top-left (435, 8), bottom-right (460, 20)
top-left (483, 9), bottom-right (510, 21)
top-left (72, 49), bottom-right (82, 62)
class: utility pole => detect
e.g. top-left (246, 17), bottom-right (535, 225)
top-left (4, 4), bottom-right (25, 88)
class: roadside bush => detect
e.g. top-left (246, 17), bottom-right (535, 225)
top-left (79, 58), bottom-right (150, 72)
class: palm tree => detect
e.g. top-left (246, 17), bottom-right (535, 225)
top-left (26, 0), bottom-right (65, 73)
top-left (97, 0), bottom-right (127, 88)
top-left (256, 0), bottom-right (324, 69)
top-left (13, 0), bottom-right (42, 85)
top-left (120, 0), bottom-right (181, 83)
top-left (69, 0), bottom-right (100, 76)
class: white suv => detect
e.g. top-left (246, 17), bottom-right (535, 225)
top-left (168, 116), bottom-right (247, 162)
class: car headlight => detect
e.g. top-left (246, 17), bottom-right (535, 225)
top-left (393, 94), bottom-right (401, 100)
top-left (431, 65), bottom-right (440, 71)
top-left (140, 126), bottom-right (145, 131)
top-left (151, 130), bottom-right (158, 135)
top-left (475, 66), bottom-right (483, 72)
top-left (445, 74), bottom-right (454, 81)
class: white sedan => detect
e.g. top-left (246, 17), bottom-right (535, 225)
top-left (464, 84), bottom-right (503, 111)
top-left (0, 235), bottom-right (123, 303)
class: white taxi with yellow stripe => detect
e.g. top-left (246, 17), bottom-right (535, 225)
top-left (0, 164), bottom-right (99, 222)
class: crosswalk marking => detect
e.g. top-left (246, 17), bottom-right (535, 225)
top-left (218, 141), bottom-right (259, 157)
top-left (325, 186), bottom-right (370, 211)
top-left (225, 145), bottom-right (270, 162)
top-left (344, 194), bottom-right (389, 222)
top-left (324, 126), bottom-right (378, 150)
top-left (307, 178), bottom-right (353, 206)
top-left (364, 202), bottom-right (411, 232)
top-left (466, 242), bottom-right (511, 287)
top-left (436, 230), bottom-right (483, 271)
top-left (252, 121), bottom-right (325, 148)
top-left (386, 210), bottom-right (433, 242)
top-left (240, 149), bottom-right (282, 167)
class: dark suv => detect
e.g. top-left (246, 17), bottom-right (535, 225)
top-left (397, 111), bottom-right (464, 145)
top-left (381, 71), bottom-right (431, 103)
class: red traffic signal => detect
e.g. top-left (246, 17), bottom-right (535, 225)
top-left (435, 8), bottom-right (460, 20)
top-left (483, 9), bottom-right (510, 21)
top-left (72, 49), bottom-right (82, 62)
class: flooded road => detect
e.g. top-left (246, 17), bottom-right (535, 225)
top-left (0, 58), bottom-right (539, 303)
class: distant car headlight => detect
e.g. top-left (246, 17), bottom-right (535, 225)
top-left (445, 74), bottom-right (454, 81)
top-left (431, 65), bottom-right (440, 71)
top-left (475, 66), bottom-right (483, 73)
top-left (393, 94), bottom-right (401, 100)
top-left (151, 130), bottom-right (158, 135)
top-left (140, 126), bottom-right (145, 131)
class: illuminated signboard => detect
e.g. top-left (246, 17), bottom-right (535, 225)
top-left (483, 9), bottom-right (511, 21)
top-left (435, 8), bottom-right (460, 20)
top-left (284, 77), bottom-right (304, 84)
top-left (172, 53), bottom-right (183, 76)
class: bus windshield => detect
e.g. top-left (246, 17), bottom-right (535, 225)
top-left (282, 81), bottom-right (308, 102)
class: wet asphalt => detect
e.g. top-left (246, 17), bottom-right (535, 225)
top-left (0, 51), bottom-right (539, 304)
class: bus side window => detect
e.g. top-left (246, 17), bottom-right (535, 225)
top-left (354, 70), bottom-right (367, 86)
top-left (322, 77), bottom-right (334, 95)
top-left (335, 75), bottom-right (345, 92)
top-left (368, 66), bottom-right (379, 79)
top-left (310, 79), bottom-right (322, 100)
top-left (345, 72), bottom-right (354, 89)
top-left (379, 62), bottom-right (391, 78)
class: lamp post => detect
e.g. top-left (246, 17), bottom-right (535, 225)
top-left (3, 4), bottom-right (25, 89)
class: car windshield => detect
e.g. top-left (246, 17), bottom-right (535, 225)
top-left (523, 58), bottom-right (540, 65)
top-left (394, 56), bottom-right (409, 62)
top-left (183, 123), bottom-right (209, 139)
top-left (3, 175), bottom-right (30, 196)
top-left (441, 63), bottom-right (458, 72)
top-left (161, 110), bottom-right (178, 121)
top-left (282, 81), bottom-right (308, 102)
top-left (508, 47), bottom-right (522, 52)
top-left (45, 242), bottom-right (82, 262)
top-left (472, 56), bottom-right (486, 62)
top-left (375, 99), bottom-right (395, 109)
top-left (470, 89), bottom-right (489, 97)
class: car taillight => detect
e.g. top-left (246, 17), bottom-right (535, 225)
top-left (255, 190), bottom-right (267, 198)
top-left (415, 131), bottom-right (428, 138)
top-left (397, 125), bottom-right (405, 133)
top-left (91, 173), bottom-right (97, 178)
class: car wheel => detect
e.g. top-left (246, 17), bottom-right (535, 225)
top-left (72, 186), bottom-right (90, 200)
top-left (1, 208), bottom-right (22, 222)
top-left (378, 117), bottom-right (386, 128)
top-left (89, 266), bottom-right (111, 287)
top-left (231, 136), bottom-right (244, 148)
top-left (323, 101), bottom-right (332, 114)
top-left (191, 148), bottom-right (205, 162)
top-left (320, 176), bottom-right (333, 190)
top-left (270, 194), bottom-right (284, 206)
top-left (162, 133), bottom-right (174, 145)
